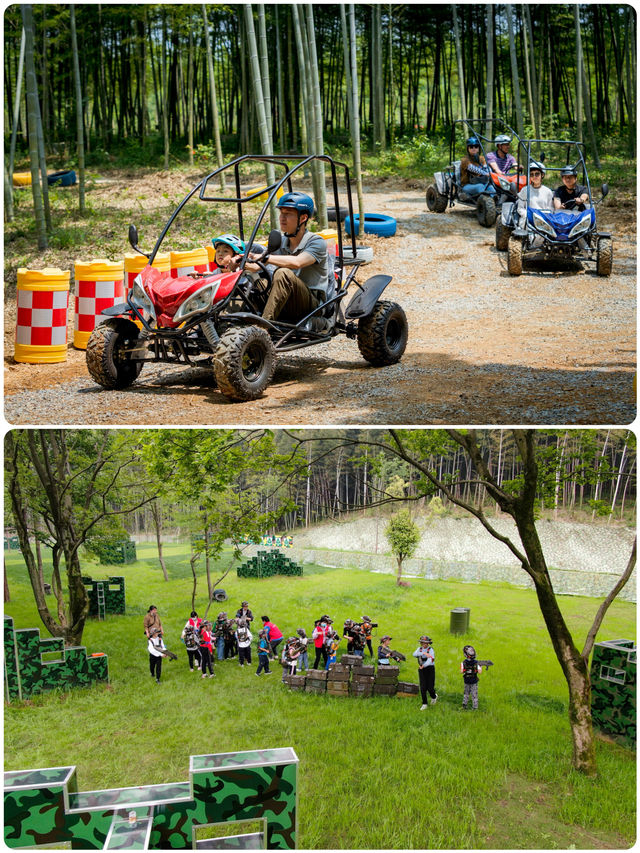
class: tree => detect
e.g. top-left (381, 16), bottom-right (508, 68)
top-left (5, 430), bottom-right (157, 646)
top-left (385, 508), bottom-right (420, 586)
top-left (21, 4), bottom-right (47, 249)
top-left (69, 5), bottom-right (86, 213)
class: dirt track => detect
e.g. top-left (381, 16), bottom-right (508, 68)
top-left (4, 177), bottom-right (636, 426)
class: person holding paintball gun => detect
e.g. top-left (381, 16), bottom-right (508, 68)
top-left (413, 635), bottom-right (437, 710)
top-left (147, 627), bottom-right (177, 684)
top-left (461, 645), bottom-right (493, 710)
top-left (361, 615), bottom-right (378, 658)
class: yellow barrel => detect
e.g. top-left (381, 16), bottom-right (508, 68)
top-left (73, 259), bottom-right (125, 349)
top-left (317, 228), bottom-right (338, 254)
top-left (170, 248), bottom-right (209, 278)
top-left (206, 245), bottom-right (217, 271)
top-left (12, 172), bottom-right (32, 187)
top-left (15, 268), bottom-right (70, 363)
top-left (124, 252), bottom-right (170, 292)
top-left (245, 184), bottom-right (285, 204)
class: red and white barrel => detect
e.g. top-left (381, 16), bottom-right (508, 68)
top-left (15, 268), bottom-right (70, 363)
top-left (124, 252), bottom-right (171, 295)
top-left (73, 259), bottom-right (125, 350)
top-left (170, 248), bottom-right (209, 278)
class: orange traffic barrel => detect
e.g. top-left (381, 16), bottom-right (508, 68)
top-left (124, 252), bottom-right (170, 293)
top-left (73, 259), bottom-right (124, 350)
top-left (15, 268), bottom-right (70, 363)
top-left (170, 247), bottom-right (209, 278)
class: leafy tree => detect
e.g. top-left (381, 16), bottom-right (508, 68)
top-left (385, 509), bottom-right (420, 585)
top-left (4, 430), bottom-right (156, 646)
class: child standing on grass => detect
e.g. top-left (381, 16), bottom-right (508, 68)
top-left (148, 628), bottom-right (166, 684)
top-left (181, 611), bottom-right (202, 672)
top-left (256, 629), bottom-right (272, 676)
top-left (296, 628), bottom-right (309, 672)
top-left (236, 618), bottom-right (253, 667)
top-left (461, 645), bottom-right (482, 710)
top-left (199, 621), bottom-right (215, 678)
top-left (325, 630), bottom-right (341, 669)
top-left (413, 635), bottom-right (437, 710)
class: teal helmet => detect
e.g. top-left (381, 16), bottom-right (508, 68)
top-left (213, 234), bottom-right (245, 254)
top-left (466, 136), bottom-right (480, 147)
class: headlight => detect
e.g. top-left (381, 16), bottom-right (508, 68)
top-left (531, 211), bottom-right (556, 238)
top-left (175, 283), bottom-right (219, 321)
top-left (568, 214), bottom-right (593, 239)
top-left (498, 176), bottom-right (511, 192)
top-left (130, 275), bottom-right (156, 320)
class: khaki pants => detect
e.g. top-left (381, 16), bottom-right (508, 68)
top-left (262, 268), bottom-right (318, 322)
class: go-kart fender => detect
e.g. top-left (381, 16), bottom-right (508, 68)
top-left (344, 274), bottom-right (393, 320)
top-left (101, 302), bottom-right (131, 317)
top-left (434, 171), bottom-right (449, 195)
top-left (501, 202), bottom-right (516, 226)
top-left (222, 311), bottom-right (278, 331)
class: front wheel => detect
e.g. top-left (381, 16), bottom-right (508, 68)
top-left (426, 184), bottom-right (448, 213)
top-left (507, 236), bottom-right (523, 276)
top-left (357, 300), bottom-right (408, 366)
top-left (213, 325), bottom-right (276, 402)
top-left (596, 237), bottom-right (613, 276)
top-left (476, 194), bottom-right (497, 227)
top-left (86, 319), bottom-right (144, 389)
top-left (495, 221), bottom-right (512, 251)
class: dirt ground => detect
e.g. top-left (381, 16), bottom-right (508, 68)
top-left (4, 172), bottom-right (636, 425)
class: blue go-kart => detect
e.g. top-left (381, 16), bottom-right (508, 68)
top-left (499, 140), bottom-right (612, 276)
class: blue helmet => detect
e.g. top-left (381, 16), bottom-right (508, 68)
top-left (276, 191), bottom-right (314, 219)
top-left (466, 136), bottom-right (480, 147)
top-left (213, 233), bottom-right (245, 254)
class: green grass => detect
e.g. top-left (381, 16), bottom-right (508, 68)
top-left (4, 543), bottom-right (636, 848)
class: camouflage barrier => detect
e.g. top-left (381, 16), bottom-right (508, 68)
top-left (236, 551), bottom-right (302, 579)
top-left (82, 576), bottom-right (126, 616)
top-left (283, 661), bottom-right (415, 701)
top-left (4, 748), bottom-right (299, 850)
top-left (590, 638), bottom-right (636, 748)
top-left (3, 615), bottom-right (109, 702)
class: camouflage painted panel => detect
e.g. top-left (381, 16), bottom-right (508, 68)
top-left (69, 782), bottom-right (192, 811)
top-left (15, 629), bottom-right (43, 698)
top-left (591, 641), bottom-right (636, 746)
top-left (87, 655), bottom-right (109, 682)
top-left (4, 786), bottom-right (73, 848)
top-left (4, 616), bottom-right (21, 700)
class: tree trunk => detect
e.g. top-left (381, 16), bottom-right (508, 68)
top-left (21, 4), bottom-right (48, 249)
top-left (150, 501), bottom-right (169, 581)
top-left (574, 5), bottom-right (583, 142)
top-left (506, 4), bottom-right (524, 136)
top-left (452, 5), bottom-right (467, 121)
top-left (347, 5), bottom-right (366, 238)
top-left (69, 5), bottom-right (86, 213)
top-left (8, 26), bottom-right (26, 212)
top-left (485, 5), bottom-right (494, 126)
top-left (304, 5), bottom-right (327, 228)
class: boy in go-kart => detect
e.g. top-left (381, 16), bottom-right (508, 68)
top-left (231, 191), bottom-right (331, 327)
top-left (212, 234), bottom-right (245, 272)
top-left (553, 165), bottom-right (590, 211)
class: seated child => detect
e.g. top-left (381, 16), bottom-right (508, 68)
top-left (212, 234), bottom-right (245, 272)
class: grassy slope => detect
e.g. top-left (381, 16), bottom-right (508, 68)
top-left (4, 543), bottom-right (636, 849)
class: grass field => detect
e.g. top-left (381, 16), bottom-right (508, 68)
top-left (4, 543), bottom-right (636, 849)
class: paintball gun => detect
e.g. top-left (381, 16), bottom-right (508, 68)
top-left (476, 660), bottom-right (493, 670)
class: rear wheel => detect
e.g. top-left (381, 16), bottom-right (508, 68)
top-left (86, 319), bottom-right (144, 389)
top-left (213, 325), bottom-right (276, 402)
top-left (476, 194), bottom-right (497, 227)
top-left (495, 221), bottom-right (512, 251)
top-left (426, 184), bottom-right (448, 213)
top-left (507, 236), bottom-right (523, 276)
top-left (357, 300), bottom-right (408, 366)
top-left (596, 237), bottom-right (613, 276)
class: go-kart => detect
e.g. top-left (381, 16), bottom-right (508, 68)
top-left (426, 119), bottom-right (527, 227)
top-left (498, 140), bottom-right (612, 276)
top-left (85, 154), bottom-right (408, 402)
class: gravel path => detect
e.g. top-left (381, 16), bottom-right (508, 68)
top-left (4, 183), bottom-right (636, 425)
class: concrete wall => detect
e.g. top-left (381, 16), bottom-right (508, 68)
top-left (244, 516), bottom-right (637, 602)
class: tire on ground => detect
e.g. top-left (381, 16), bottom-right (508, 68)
top-left (596, 237), bottom-right (613, 277)
top-left (357, 300), bottom-right (408, 367)
top-left (213, 325), bottom-right (276, 402)
top-left (426, 185), bottom-right (448, 213)
top-left (476, 193), bottom-right (497, 227)
top-left (85, 319), bottom-right (144, 389)
top-left (495, 221), bottom-right (512, 251)
top-left (507, 236), bottom-right (523, 276)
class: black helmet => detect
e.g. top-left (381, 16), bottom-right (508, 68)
top-left (560, 165), bottom-right (577, 177)
top-left (463, 645), bottom-right (476, 658)
top-left (420, 635), bottom-right (432, 644)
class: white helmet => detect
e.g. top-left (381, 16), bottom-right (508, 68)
top-left (529, 159), bottom-right (546, 176)
top-left (494, 133), bottom-right (512, 146)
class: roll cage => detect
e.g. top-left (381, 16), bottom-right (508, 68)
top-left (449, 118), bottom-right (527, 175)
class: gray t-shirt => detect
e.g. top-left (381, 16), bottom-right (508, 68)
top-left (280, 231), bottom-right (329, 297)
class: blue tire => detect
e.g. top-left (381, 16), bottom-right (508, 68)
top-left (345, 213), bottom-right (396, 238)
top-left (47, 169), bottom-right (77, 187)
